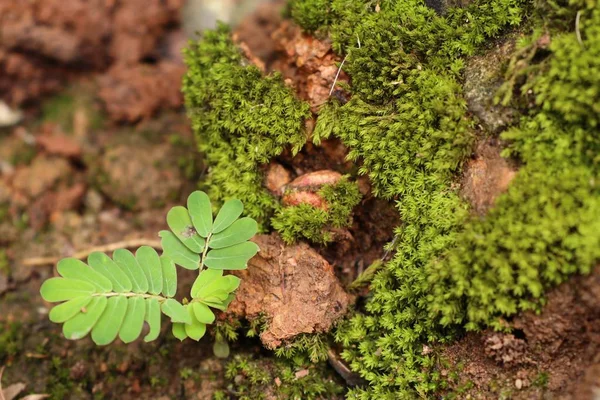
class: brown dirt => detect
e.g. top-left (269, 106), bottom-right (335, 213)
top-left (440, 265), bottom-right (600, 399)
top-left (228, 234), bottom-right (353, 348)
top-left (235, 5), bottom-right (348, 111)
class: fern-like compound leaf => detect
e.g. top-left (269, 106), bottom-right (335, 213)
top-left (42, 191), bottom-right (257, 346)
top-left (40, 251), bottom-right (188, 345)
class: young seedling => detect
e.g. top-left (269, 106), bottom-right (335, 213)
top-left (40, 191), bottom-right (259, 345)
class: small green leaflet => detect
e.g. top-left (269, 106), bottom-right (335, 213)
top-left (49, 297), bottom-right (92, 323)
top-left (191, 269), bottom-right (223, 298)
top-left (213, 339), bottom-right (230, 358)
top-left (144, 298), bottom-right (161, 342)
top-left (119, 297), bottom-right (146, 344)
top-left (40, 278), bottom-right (96, 302)
top-left (187, 191), bottom-right (213, 238)
top-left (135, 246), bottom-right (163, 295)
top-left (113, 249), bottom-right (148, 293)
top-left (212, 199), bottom-right (243, 234)
top-left (209, 218), bottom-right (258, 249)
top-left (56, 258), bottom-right (112, 292)
top-left (204, 242), bottom-right (260, 270)
top-left (167, 206), bottom-right (205, 252)
top-left (161, 298), bottom-right (192, 324)
top-left (160, 255), bottom-right (177, 297)
top-left (91, 296), bottom-right (128, 346)
top-left (88, 252), bottom-right (132, 292)
top-left (63, 297), bottom-right (107, 340)
top-left (159, 230), bottom-right (200, 270)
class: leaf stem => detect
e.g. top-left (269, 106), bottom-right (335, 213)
top-left (199, 232), bottom-right (212, 272)
top-left (91, 292), bottom-right (168, 301)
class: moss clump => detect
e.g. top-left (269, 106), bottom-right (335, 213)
top-left (215, 353), bottom-right (344, 400)
top-left (428, 160), bottom-right (600, 330)
top-left (0, 321), bottom-right (23, 363)
top-left (288, 0), bottom-right (332, 32)
top-left (182, 23), bottom-right (311, 226)
top-left (527, 4), bottom-right (600, 128)
top-left (293, 0), bottom-right (598, 398)
top-left (272, 178), bottom-right (362, 244)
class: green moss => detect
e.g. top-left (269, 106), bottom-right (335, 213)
top-left (273, 333), bottom-right (330, 363)
top-left (526, 4), bottom-right (600, 128)
top-left (0, 249), bottom-right (9, 276)
top-left (41, 86), bottom-right (104, 132)
top-left (183, 0), bottom-right (598, 397)
top-left (182, 23), bottom-right (311, 226)
top-left (427, 160), bottom-right (599, 330)
top-left (217, 353), bottom-right (344, 400)
top-left (293, 0), bottom-right (598, 398)
top-left (0, 321), bottom-right (23, 363)
top-left (271, 178), bottom-right (361, 244)
top-left (289, 0), bottom-right (332, 32)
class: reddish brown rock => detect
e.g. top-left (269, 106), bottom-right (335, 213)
top-left (228, 234), bottom-right (353, 348)
top-left (461, 139), bottom-right (517, 214)
top-left (97, 62), bottom-right (185, 122)
top-left (264, 162), bottom-right (292, 195)
top-left (281, 170), bottom-right (343, 209)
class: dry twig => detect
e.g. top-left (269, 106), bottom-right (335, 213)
top-left (22, 238), bottom-right (162, 267)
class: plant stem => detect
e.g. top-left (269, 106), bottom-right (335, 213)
top-left (91, 292), bottom-right (167, 301)
top-left (199, 232), bottom-right (212, 272)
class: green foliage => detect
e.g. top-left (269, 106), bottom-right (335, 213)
top-left (272, 178), bottom-right (362, 244)
top-left (288, 0), bottom-right (598, 398)
top-left (289, 0), bottom-right (332, 32)
top-left (218, 354), bottom-right (344, 400)
top-left (526, 4), bottom-right (600, 128)
top-left (40, 191), bottom-right (258, 345)
top-left (272, 204), bottom-right (331, 244)
top-left (427, 161), bottom-right (600, 331)
top-left (182, 23), bottom-right (311, 226)
top-left (273, 333), bottom-right (330, 363)
top-left (0, 321), bottom-right (23, 363)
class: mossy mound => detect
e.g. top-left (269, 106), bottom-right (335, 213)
top-left (182, 0), bottom-right (599, 397)
top-left (183, 24), bottom-right (311, 226)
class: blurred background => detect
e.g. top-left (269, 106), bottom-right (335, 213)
top-left (0, 1), bottom-right (288, 399)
